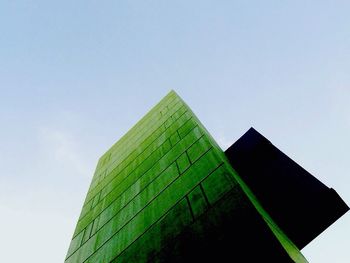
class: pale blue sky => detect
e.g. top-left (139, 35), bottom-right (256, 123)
top-left (0, 1), bottom-right (349, 262)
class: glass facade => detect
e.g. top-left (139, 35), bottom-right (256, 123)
top-left (65, 91), bottom-right (307, 263)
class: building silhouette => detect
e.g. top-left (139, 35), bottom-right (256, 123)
top-left (65, 91), bottom-right (348, 262)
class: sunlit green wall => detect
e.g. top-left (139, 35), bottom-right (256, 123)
top-left (65, 91), bottom-right (307, 263)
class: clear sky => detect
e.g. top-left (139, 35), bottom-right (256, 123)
top-left (0, 1), bottom-right (349, 262)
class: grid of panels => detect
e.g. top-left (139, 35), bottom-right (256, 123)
top-left (65, 91), bottom-right (306, 263)
top-left (65, 91), bottom-right (234, 263)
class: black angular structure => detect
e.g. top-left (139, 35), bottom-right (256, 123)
top-left (225, 127), bottom-right (349, 249)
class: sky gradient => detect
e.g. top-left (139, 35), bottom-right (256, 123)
top-left (0, 1), bottom-right (349, 262)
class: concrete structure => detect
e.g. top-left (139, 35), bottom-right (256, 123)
top-left (65, 91), bottom-right (348, 262)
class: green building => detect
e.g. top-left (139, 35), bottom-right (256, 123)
top-left (65, 91), bottom-right (347, 262)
